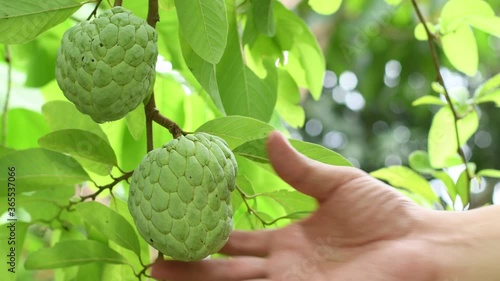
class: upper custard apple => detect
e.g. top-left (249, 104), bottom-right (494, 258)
top-left (128, 133), bottom-right (237, 261)
top-left (55, 6), bottom-right (158, 123)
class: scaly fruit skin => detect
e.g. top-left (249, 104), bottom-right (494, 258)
top-left (128, 133), bottom-right (237, 261)
top-left (55, 6), bottom-right (158, 123)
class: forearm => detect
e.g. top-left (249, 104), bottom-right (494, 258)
top-left (423, 205), bottom-right (500, 281)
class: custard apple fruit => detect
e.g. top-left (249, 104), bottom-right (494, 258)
top-left (55, 6), bottom-right (158, 123)
top-left (128, 133), bottom-right (237, 261)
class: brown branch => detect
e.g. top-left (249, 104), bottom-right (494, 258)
top-left (80, 170), bottom-right (134, 201)
top-left (153, 109), bottom-right (188, 138)
top-left (145, 0), bottom-right (160, 152)
top-left (147, 0), bottom-right (160, 28)
top-left (145, 96), bottom-right (155, 152)
top-left (2, 46), bottom-right (11, 146)
top-left (411, 0), bottom-right (471, 184)
top-left (86, 0), bottom-right (103, 20)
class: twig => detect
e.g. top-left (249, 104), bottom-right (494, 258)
top-left (152, 109), bottom-right (188, 138)
top-left (86, 0), bottom-right (103, 20)
top-left (80, 170), bottom-right (134, 201)
top-left (2, 46), bottom-right (11, 146)
top-left (411, 0), bottom-right (471, 183)
top-left (136, 262), bottom-right (154, 279)
top-left (113, 0), bottom-right (123, 7)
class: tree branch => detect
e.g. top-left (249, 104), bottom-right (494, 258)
top-left (411, 0), bottom-right (471, 184)
top-left (80, 170), bottom-right (134, 201)
top-left (144, 0), bottom-right (160, 152)
top-left (2, 46), bottom-right (11, 146)
top-left (87, 0), bottom-right (103, 20)
top-left (147, 0), bottom-right (160, 28)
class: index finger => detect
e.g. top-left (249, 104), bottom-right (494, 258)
top-left (266, 131), bottom-right (365, 202)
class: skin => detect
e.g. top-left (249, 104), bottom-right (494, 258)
top-left (151, 131), bottom-right (500, 281)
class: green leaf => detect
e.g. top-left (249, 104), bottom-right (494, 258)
top-left (180, 34), bottom-right (225, 113)
top-left (408, 150), bottom-right (434, 174)
top-left (0, 148), bottom-right (89, 195)
top-left (412, 95), bottom-right (447, 106)
top-left (289, 139), bottom-right (352, 166)
top-left (440, 0), bottom-right (495, 33)
top-left (253, 0), bottom-right (275, 36)
top-left (24, 240), bottom-right (128, 269)
top-left (125, 105), bottom-right (145, 141)
top-left (75, 263), bottom-right (105, 281)
top-left (216, 1), bottom-right (277, 122)
top-left (109, 198), bottom-right (151, 268)
top-left (370, 166), bottom-right (438, 203)
top-left (75, 202), bottom-right (141, 257)
top-left (475, 90), bottom-right (500, 106)
top-left (477, 169), bottom-right (500, 178)
top-left (19, 185), bottom-right (75, 225)
top-left (276, 69), bottom-right (305, 128)
top-left (275, 3), bottom-right (325, 99)
top-left (1, 108), bottom-right (50, 150)
top-left (174, 0), bottom-right (228, 64)
top-left (0, 146), bottom-right (14, 158)
top-left (308, 0), bottom-right (342, 15)
top-left (38, 129), bottom-right (118, 166)
top-left (474, 73), bottom-right (500, 99)
top-left (413, 22), bottom-right (436, 41)
top-left (428, 107), bottom-right (478, 168)
top-left (432, 171), bottom-right (457, 203)
top-left (0, 221), bottom-right (28, 264)
top-left (431, 82), bottom-right (446, 94)
top-left (467, 16), bottom-right (500, 37)
top-left (258, 190), bottom-right (317, 214)
top-left (455, 169), bottom-right (470, 207)
top-left (196, 116), bottom-right (274, 148)
top-left (233, 137), bottom-right (352, 167)
top-left (0, 0), bottom-right (84, 44)
top-left (442, 24), bottom-right (478, 76)
top-left (42, 101), bottom-right (109, 143)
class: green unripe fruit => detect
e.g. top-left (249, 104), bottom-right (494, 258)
top-left (128, 133), bottom-right (237, 261)
top-left (55, 6), bottom-right (158, 123)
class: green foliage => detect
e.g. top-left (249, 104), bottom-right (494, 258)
top-left (0, 148), bottom-right (89, 195)
top-left (175, 0), bottom-right (228, 64)
top-left (1, 0), bottom-right (498, 279)
top-left (0, 0), bottom-right (85, 44)
top-left (76, 202), bottom-right (142, 257)
top-left (413, 0), bottom-right (500, 76)
top-left (24, 240), bottom-right (128, 269)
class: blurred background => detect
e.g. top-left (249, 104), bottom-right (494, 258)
top-left (284, 0), bottom-right (500, 173)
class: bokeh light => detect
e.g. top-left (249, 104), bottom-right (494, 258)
top-left (323, 70), bottom-right (338, 88)
top-left (339, 71), bottom-right (358, 91)
top-left (305, 118), bottom-right (323, 137)
top-left (345, 91), bottom-right (365, 111)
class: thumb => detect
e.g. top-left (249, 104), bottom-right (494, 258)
top-left (266, 131), bottom-right (362, 201)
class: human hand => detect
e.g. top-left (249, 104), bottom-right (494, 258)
top-left (150, 131), bottom-right (498, 281)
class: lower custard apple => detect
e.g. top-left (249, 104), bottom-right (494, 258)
top-left (55, 6), bottom-right (158, 123)
top-left (128, 132), bottom-right (237, 261)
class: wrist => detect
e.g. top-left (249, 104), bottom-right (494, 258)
top-left (419, 206), bottom-right (500, 281)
